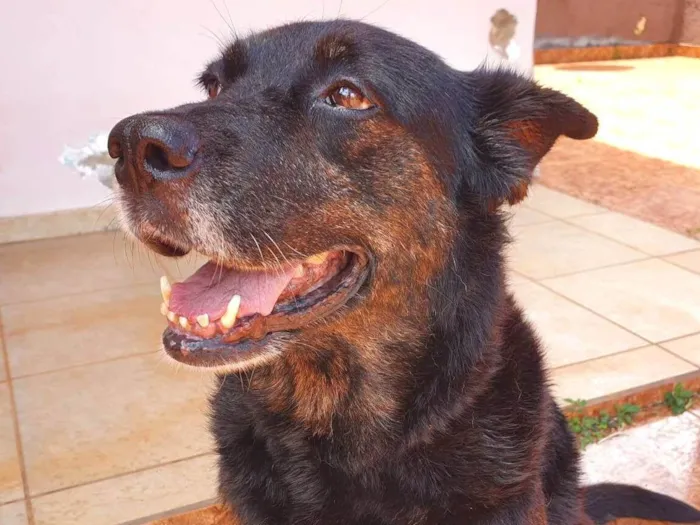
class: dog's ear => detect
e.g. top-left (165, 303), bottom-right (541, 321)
top-left (459, 68), bottom-right (598, 210)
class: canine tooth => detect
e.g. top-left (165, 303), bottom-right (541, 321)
top-left (293, 266), bottom-right (305, 278)
top-left (307, 253), bottom-right (327, 265)
top-left (167, 311), bottom-right (177, 323)
top-left (220, 295), bottom-right (241, 329)
top-left (196, 314), bottom-right (210, 328)
top-left (160, 303), bottom-right (168, 316)
top-left (179, 316), bottom-right (190, 329)
top-left (160, 276), bottom-right (172, 305)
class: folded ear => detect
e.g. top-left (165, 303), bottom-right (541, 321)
top-left (461, 68), bottom-right (598, 210)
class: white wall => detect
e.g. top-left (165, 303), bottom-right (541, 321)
top-left (0, 0), bottom-right (536, 218)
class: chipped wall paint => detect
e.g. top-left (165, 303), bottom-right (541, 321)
top-left (0, 0), bottom-right (535, 218)
top-left (489, 9), bottom-right (521, 62)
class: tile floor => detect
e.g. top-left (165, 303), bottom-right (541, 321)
top-left (1, 184), bottom-right (700, 524)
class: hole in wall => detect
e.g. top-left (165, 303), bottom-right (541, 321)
top-left (489, 8), bottom-right (518, 61)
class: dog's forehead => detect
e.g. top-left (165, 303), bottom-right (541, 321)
top-left (239, 21), bottom-right (367, 79)
top-left (210, 20), bottom-right (429, 86)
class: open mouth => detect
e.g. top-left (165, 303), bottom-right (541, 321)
top-left (158, 248), bottom-right (370, 367)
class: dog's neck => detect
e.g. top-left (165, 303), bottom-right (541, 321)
top-left (212, 216), bottom-right (510, 472)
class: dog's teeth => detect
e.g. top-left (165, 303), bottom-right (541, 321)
top-left (160, 276), bottom-right (172, 305)
top-left (293, 266), bottom-right (305, 278)
top-left (167, 311), bottom-right (177, 323)
top-left (179, 316), bottom-right (190, 329)
top-left (196, 314), bottom-right (210, 328)
top-left (220, 295), bottom-right (241, 329)
top-left (160, 303), bottom-right (168, 316)
top-left (307, 253), bottom-right (327, 265)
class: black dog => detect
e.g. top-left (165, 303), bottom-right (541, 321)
top-left (109, 20), bottom-right (700, 525)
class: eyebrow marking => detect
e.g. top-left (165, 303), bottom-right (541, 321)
top-left (314, 33), bottom-right (358, 67)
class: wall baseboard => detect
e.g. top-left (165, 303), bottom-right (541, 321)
top-left (0, 205), bottom-right (120, 245)
top-left (535, 43), bottom-right (700, 64)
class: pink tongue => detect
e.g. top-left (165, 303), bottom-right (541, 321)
top-left (170, 261), bottom-right (298, 320)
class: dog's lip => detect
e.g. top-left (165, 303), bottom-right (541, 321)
top-left (161, 248), bottom-right (371, 368)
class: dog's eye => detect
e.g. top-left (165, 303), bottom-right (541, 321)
top-left (206, 81), bottom-right (221, 99)
top-left (325, 85), bottom-right (374, 110)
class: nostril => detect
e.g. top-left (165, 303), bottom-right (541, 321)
top-left (144, 143), bottom-right (172, 172)
top-left (142, 139), bottom-right (196, 177)
top-left (107, 136), bottom-right (123, 160)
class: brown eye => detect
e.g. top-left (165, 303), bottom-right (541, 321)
top-left (325, 85), bottom-right (374, 110)
top-left (207, 81), bottom-right (221, 99)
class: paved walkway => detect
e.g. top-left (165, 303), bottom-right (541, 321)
top-left (509, 184), bottom-right (700, 403)
top-left (534, 57), bottom-right (700, 238)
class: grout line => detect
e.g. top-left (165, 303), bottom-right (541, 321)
top-left (560, 215), bottom-right (700, 257)
top-left (535, 253), bottom-right (660, 281)
top-left (519, 207), bottom-right (607, 221)
top-left (0, 314), bottom-right (35, 525)
top-left (654, 346), bottom-right (700, 373)
top-left (9, 349), bottom-right (161, 382)
top-left (0, 280), bottom-right (159, 310)
top-left (535, 272), bottom-right (700, 373)
top-left (549, 342), bottom-right (653, 372)
top-left (662, 254), bottom-right (700, 276)
top-left (519, 253), bottom-right (653, 284)
top-left (533, 277), bottom-right (665, 350)
top-left (656, 330), bottom-right (700, 347)
top-left (29, 452), bottom-right (215, 501)
top-left (657, 246), bottom-right (700, 258)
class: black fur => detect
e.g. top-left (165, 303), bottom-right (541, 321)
top-left (585, 484), bottom-right (700, 524)
top-left (110, 19), bottom-right (700, 525)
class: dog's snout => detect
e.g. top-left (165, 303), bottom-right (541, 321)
top-left (108, 115), bottom-right (200, 189)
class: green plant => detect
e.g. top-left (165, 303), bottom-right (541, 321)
top-left (564, 399), bottom-right (640, 449)
top-left (664, 384), bottom-right (694, 415)
top-left (614, 403), bottom-right (641, 428)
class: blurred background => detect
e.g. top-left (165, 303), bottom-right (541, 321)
top-left (1, 1), bottom-right (699, 524)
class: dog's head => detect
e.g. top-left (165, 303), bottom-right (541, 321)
top-left (109, 20), bottom-right (597, 380)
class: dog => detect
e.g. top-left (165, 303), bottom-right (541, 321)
top-left (108, 20), bottom-right (700, 525)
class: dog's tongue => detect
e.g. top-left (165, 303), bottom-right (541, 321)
top-left (170, 261), bottom-right (298, 319)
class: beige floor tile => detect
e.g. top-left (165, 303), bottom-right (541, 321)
top-left (506, 206), bottom-right (553, 228)
top-left (0, 384), bottom-right (23, 504)
top-left (0, 232), bottom-right (164, 305)
top-left (0, 500), bottom-right (28, 525)
top-left (3, 285), bottom-right (164, 378)
top-left (14, 353), bottom-right (213, 496)
top-left (660, 333), bottom-right (700, 367)
top-left (666, 249), bottom-right (700, 275)
top-left (569, 212), bottom-right (700, 256)
top-left (0, 333), bottom-right (6, 382)
top-left (550, 346), bottom-right (695, 403)
top-left (522, 184), bottom-right (605, 218)
top-left (512, 281), bottom-right (645, 369)
top-left (32, 454), bottom-right (217, 525)
top-left (506, 272), bottom-right (530, 287)
top-left (509, 221), bottom-right (646, 280)
top-left (544, 259), bottom-right (700, 342)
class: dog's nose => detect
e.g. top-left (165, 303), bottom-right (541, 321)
top-left (108, 115), bottom-right (200, 188)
